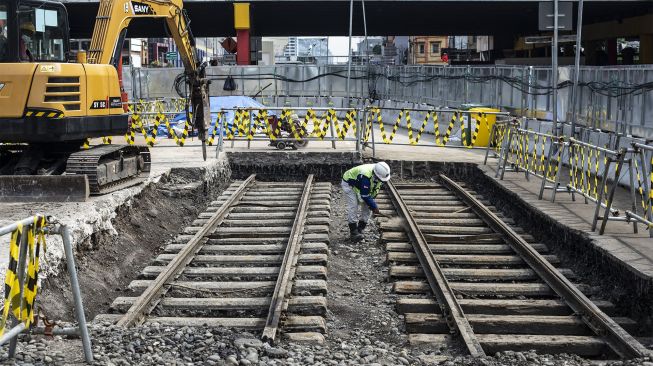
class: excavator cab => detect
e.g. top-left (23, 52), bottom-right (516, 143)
top-left (0, 0), bottom-right (128, 144)
top-left (0, 0), bottom-right (208, 200)
top-left (0, 0), bottom-right (69, 63)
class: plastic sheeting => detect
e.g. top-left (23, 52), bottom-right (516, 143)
top-left (162, 96), bottom-right (278, 137)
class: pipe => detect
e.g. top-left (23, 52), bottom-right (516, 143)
top-left (552, 0), bottom-right (559, 136)
top-left (345, 0), bottom-right (354, 107)
top-left (60, 225), bottom-right (94, 363)
top-left (0, 324), bottom-right (26, 346)
top-left (0, 215), bottom-right (45, 236)
top-left (570, 0), bottom-right (584, 139)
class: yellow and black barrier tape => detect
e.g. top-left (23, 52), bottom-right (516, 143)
top-left (634, 155), bottom-right (653, 212)
top-left (1, 216), bottom-right (47, 336)
top-left (207, 112), bottom-right (223, 146)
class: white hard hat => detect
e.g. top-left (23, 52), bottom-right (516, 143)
top-left (374, 162), bottom-right (391, 182)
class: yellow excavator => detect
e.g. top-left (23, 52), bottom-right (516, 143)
top-left (0, 0), bottom-right (210, 200)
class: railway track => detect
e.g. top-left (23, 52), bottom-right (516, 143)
top-left (97, 175), bottom-right (332, 343)
top-left (378, 174), bottom-right (649, 359)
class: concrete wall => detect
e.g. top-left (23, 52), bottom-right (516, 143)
top-left (122, 64), bottom-right (653, 139)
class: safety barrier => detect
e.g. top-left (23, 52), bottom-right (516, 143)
top-left (124, 98), bottom-right (189, 147)
top-left (362, 106), bottom-right (510, 158)
top-left (93, 100), bottom-right (510, 154)
top-left (562, 139), bottom-right (638, 234)
top-left (0, 216), bottom-right (92, 362)
top-left (219, 107), bottom-right (358, 140)
top-left (486, 122), bottom-right (647, 235)
top-left (492, 127), bottom-right (563, 192)
top-left (624, 143), bottom-right (653, 237)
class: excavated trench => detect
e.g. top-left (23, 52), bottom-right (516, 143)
top-left (31, 151), bottom-right (652, 362)
top-left (39, 165), bottom-right (231, 321)
top-left (383, 159), bottom-right (653, 334)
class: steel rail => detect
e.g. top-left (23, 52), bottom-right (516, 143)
top-left (261, 175), bottom-right (314, 343)
top-left (385, 181), bottom-right (485, 357)
top-left (438, 173), bottom-right (650, 359)
top-left (117, 174), bottom-right (257, 327)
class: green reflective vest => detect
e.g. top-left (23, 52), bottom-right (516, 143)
top-left (342, 164), bottom-right (382, 198)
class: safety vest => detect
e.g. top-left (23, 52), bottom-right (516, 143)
top-left (343, 164), bottom-right (383, 198)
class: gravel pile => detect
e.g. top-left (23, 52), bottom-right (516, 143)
top-left (3, 322), bottom-right (650, 366)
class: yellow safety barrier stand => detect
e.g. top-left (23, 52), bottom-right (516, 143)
top-left (1, 216), bottom-right (47, 336)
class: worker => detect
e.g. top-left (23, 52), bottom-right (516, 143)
top-left (19, 22), bottom-right (35, 62)
top-left (341, 162), bottom-right (391, 241)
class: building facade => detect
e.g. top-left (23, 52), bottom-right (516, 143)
top-left (408, 36), bottom-right (449, 65)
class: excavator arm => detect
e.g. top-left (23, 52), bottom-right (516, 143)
top-left (87, 0), bottom-right (210, 158)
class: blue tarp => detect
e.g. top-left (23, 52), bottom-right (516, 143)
top-left (160, 96), bottom-right (277, 138)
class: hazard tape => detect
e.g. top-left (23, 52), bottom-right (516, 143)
top-left (207, 112), bottom-right (223, 146)
top-left (377, 109), bottom-right (401, 144)
top-left (333, 109), bottom-right (357, 140)
top-left (635, 155), bottom-right (653, 212)
top-left (1, 216), bottom-right (47, 336)
top-left (435, 112), bottom-right (461, 146)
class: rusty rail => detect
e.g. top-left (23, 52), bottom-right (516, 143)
top-left (261, 175), bottom-right (314, 343)
top-left (385, 181), bottom-right (485, 357)
top-left (438, 173), bottom-right (650, 359)
top-left (116, 174), bottom-right (256, 327)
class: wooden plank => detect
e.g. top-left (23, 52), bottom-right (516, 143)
top-left (164, 243), bottom-right (327, 255)
top-left (381, 219), bottom-right (486, 229)
top-left (386, 242), bottom-right (549, 254)
top-left (212, 217), bottom-right (332, 227)
top-left (476, 334), bottom-right (607, 356)
top-left (387, 253), bottom-right (560, 266)
top-left (282, 316), bottom-right (326, 333)
top-left (408, 333), bottom-right (454, 346)
top-left (389, 266), bottom-right (574, 281)
top-left (111, 296), bottom-right (327, 315)
top-left (382, 226), bottom-right (494, 235)
top-left (381, 232), bottom-right (536, 242)
top-left (283, 332), bottom-right (325, 344)
top-left (202, 212), bottom-right (295, 219)
top-left (204, 237), bottom-right (287, 244)
top-left (128, 279), bottom-right (327, 294)
top-left (396, 298), bottom-right (615, 316)
top-left (146, 317), bottom-right (265, 329)
top-left (404, 313), bottom-right (625, 336)
top-left (140, 265), bottom-right (327, 279)
top-left (205, 225), bottom-right (329, 237)
top-left (154, 253), bottom-right (327, 266)
top-left (116, 175), bottom-right (257, 327)
top-left (394, 281), bottom-right (597, 297)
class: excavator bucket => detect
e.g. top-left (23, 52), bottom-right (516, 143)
top-left (0, 175), bottom-right (90, 202)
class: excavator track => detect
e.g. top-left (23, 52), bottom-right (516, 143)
top-left (65, 145), bottom-right (151, 195)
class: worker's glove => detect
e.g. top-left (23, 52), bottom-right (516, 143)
top-left (373, 208), bottom-right (381, 216)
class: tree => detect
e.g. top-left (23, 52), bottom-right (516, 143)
top-left (372, 44), bottom-right (382, 55)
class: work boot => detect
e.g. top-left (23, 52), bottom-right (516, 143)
top-left (349, 223), bottom-right (363, 241)
top-left (357, 220), bottom-right (367, 234)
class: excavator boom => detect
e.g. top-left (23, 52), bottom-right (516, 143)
top-left (0, 0), bottom-right (210, 201)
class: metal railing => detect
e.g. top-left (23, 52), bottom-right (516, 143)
top-left (625, 142), bottom-right (653, 237)
top-left (486, 122), bottom-right (649, 235)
